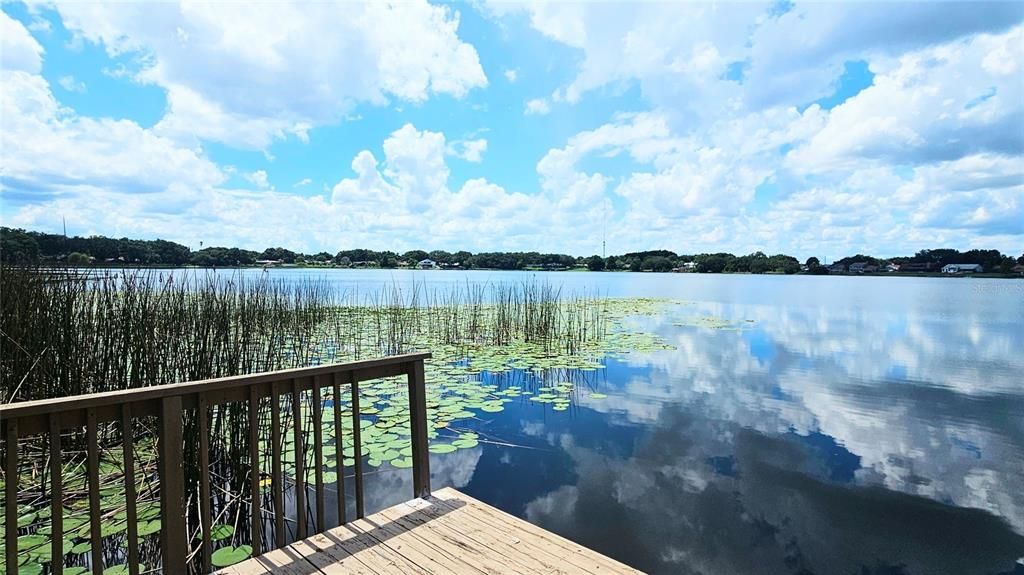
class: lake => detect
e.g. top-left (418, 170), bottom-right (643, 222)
top-left (160, 268), bottom-right (1024, 573)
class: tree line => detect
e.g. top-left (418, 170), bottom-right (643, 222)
top-left (2, 227), bottom-right (1021, 274)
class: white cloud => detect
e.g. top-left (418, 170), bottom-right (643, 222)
top-left (1, 70), bottom-right (224, 201)
top-left (787, 27), bottom-right (1023, 172)
top-left (504, 68), bottom-right (518, 82)
top-left (446, 138), bottom-right (488, 163)
top-left (48, 1), bottom-right (488, 149)
top-left (57, 75), bottom-right (86, 93)
top-left (488, 1), bottom-right (1023, 117)
top-left (1, 11), bottom-right (43, 73)
top-left (294, 178), bottom-right (312, 188)
top-left (525, 98), bottom-right (550, 115)
top-left (244, 170), bottom-right (271, 189)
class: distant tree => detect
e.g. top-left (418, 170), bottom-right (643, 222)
top-left (0, 228), bottom-right (40, 263)
top-left (153, 240), bottom-right (191, 265)
top-left (428, 250), bottom-right (452, 265)
top-left (641, 256), bottom-right (673, 272)
top-left (337, 256), bottom-right (352, 267)
top-left (260, 247), bottom-right (296, 263)
top-left (808, 264), bottom-right (830, 275)
top-left (586, 255), bottom-right (605, 271)
top-left (806, 256), bottom-right (820, 267)
top-left (67, 252), bottom-right (91, 266)
top-left (694, 253), bottom-right (733, 273)
top-left (451, 251), bottom-right (473, 268)
top-left (605, 257), bottom-right (619, 271)
top-left (403, 250), bottom-right (429, 263)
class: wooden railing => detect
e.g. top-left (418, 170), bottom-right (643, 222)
top-left (1, 352), bottom-right (432, 574)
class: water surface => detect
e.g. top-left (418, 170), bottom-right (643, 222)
top-left (177, 269), bottom-right (1024, 573)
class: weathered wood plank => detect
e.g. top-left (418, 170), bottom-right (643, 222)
top-left (5, 418), bottom-right (18, 575)
top-left (389, 498), bottom-right (571, 574)
top-left (0, 353), bottom-right (432, 421)
top-left (120, 404), bottom-right (139, 575)
top-left (297, 522), bottom-right (430, 575)
top-left (331, 373), bottom-right (347, 526)
top-left (271, 382), bottom-right (285, 549)
top-left (312, 376), bottom-right (325, 533)
top-left (86, 408), bottom-right (103, 575)
top-left (292, 378), bottom-right (307, 540)
top-left (159, 396), bottom-right (187, 574)
top-left (49, 414), bottom-right (63, 575)
top-left (250, 384), bottom-right (263, 556)
top-left (225, 487), bottom-right (644, 575)
top-left (349, 381), bottom-right (364, 520)
top-left (431, 488), bottom-right (643, 574)
top-left (198, 394), bottom-right (213, 572)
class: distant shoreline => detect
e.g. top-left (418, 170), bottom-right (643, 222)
top-left (29, 263), bottom-right (1024, 279)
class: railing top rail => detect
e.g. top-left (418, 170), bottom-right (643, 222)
top-left (0, 352), bottom-right (431, 419)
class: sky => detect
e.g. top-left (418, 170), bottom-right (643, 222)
top-left (0, 1), bottom-right (1022, 260)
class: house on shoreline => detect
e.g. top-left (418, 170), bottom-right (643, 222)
top-left (942, 263), bottom-right (984, 274)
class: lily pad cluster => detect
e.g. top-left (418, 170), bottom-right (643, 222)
top-left (673, 316), bottom-right (755, 330)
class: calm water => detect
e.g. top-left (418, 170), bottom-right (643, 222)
top-left (173, 269), bottom-right (1024, 573)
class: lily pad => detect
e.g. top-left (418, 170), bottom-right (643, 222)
top-left (211, 545), bottom-right (253, 567)
top-left (210, 523), bottom-right (234, 541)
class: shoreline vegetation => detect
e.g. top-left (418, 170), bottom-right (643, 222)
top-left (3, 226), bottom-right (1023, 277)
top-left (1, 265), bottom-right (678, 571)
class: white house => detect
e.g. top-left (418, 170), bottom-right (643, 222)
top-left (418, 259), bottom-right (437, 269)
top-left (942, 263), bottom-right (983, 274)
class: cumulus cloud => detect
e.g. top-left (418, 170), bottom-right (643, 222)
top-left (504, 68), bottom-right (518, 82)
top-left (244, 170), bottom-right (271, 189)
top-left (446, 138), bottom-right (488, 163)
top-left (525, 98), bottom-right (550, 115)
top-left (57, 75), bottom-right (86, 93)
top-left (47, 1), bottom-right (488, 149)
top-left (1, 11), bottom-right (43, 73)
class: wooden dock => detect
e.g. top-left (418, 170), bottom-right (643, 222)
top-left (220, 487), bottom-right (643, 574)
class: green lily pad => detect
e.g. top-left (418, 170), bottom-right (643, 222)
top-left (390, 457), bottom-right (413, 469)
top-left (211, 545), bottom-right (253, 567)
top-left (429, 444), bottom-right (457, 454)
top-left (211, 523), bottom-right (234, 541)
top-left (138, 519), bottom-right (161, 537)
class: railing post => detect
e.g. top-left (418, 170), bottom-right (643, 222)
top-left (406, 359), bottom-right (431, 498)
top-left (159, 396), bottom-right (187, 574)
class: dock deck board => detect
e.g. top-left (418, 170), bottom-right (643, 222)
top-left (219, 487), bottom-right (643, 574)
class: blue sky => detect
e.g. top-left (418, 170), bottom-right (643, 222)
top-left (1, 1), bottom-right (1021, 259)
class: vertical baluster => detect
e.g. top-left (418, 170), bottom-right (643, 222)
top-left (407, 360), bottom-right (431, 498)
top-left (249, 385), bottom-right (262, 555)
top-left (331, 373), bottom-right (347, 525)
top-left (198, 394), bottom-right (212, 573)
top-left (291, 379), bottom-right (307, 540)
top-left (270, 382), bottom-right (285, 548)
top-left (5, 418), bottom-right (19, 575)
top-left (350, 378), bottom-right (365, 519)
top-left (86, 409), bottom-right (102, 575)
top-left (158, 397), bottom-right (186, 574)
top-left (120, 405), bottom-right (139, 575)
top-left (312, 377), bottom-right (325, 533)
top-left (49, 415), bottom-right (63, 575)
